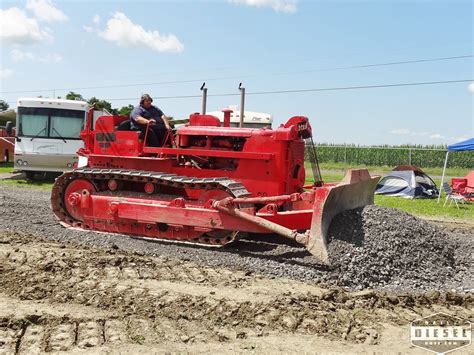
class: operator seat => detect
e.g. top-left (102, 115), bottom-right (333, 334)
top-left (114, 117), bottom-right (143, 144)
top-left (116, 120), bottom-right (132, 131)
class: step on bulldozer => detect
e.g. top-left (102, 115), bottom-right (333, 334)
top-left (51, 85), bottom-right (380, 264)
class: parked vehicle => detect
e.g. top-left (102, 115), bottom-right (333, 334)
top-left (206, 106), bottom-right (272, 128)
top-left (14, 97), bottom-right (92, 179)
top-left (0, 121), bottom-right (15, 163)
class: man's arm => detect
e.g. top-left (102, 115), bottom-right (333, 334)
top-left (135, 116), bottom-right (152, 125)
top-left (161, 114), bottom-right (171, 129)
top-left (131, 107), bottom-right (153, 125)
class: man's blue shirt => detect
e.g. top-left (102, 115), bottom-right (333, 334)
top-left (130, 105), bottom-right (165, 130)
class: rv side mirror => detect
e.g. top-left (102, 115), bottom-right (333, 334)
top-left (5, 121), bottom-right (13, 136)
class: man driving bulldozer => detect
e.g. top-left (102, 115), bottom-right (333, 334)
top-left (130, 94), bottom-right (171, 147)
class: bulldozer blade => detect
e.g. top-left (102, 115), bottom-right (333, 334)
top-left (307, 169), bottom-right (380, 264)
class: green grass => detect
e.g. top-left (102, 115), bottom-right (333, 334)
top-left (0, 178), bottom-right (54, 190)
top-left (317, 161), bottom-right (470, 178)
top-left (0, 162), bottom-right (14, 173)
top-left (306, 163), bottom-right (473, 221)
top-left (374, 194), bottom-right (473, 220)
top-left (0, 163), bottom-right (54, 190)
top-left (320, 172), bottom-right (344, 183)
top-left (374, 176), bottom-right (474, 221)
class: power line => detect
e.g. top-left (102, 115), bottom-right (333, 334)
top-left (284, 55), bottom-right (474, 74)
top-left (4, 78), bottom-right (472, 105)
top-left (109, 78), bottom-right (474, 101)
top-left (234, 78), bottom-right (474, 96)
top-left (1, 54), bottom-right (472, 95)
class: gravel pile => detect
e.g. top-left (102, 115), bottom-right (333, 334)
top-left (325, 205), bottom-right (471, 290)
top-left (0, 183), bottom-right (472, 292)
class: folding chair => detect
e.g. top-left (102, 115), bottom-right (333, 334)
top-left (451, 176), bottom-right (474, 201)
top-left (442, 183), bottom-right (466, 208)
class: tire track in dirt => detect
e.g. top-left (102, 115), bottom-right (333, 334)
top-left (0, 313), bottom-right (127, 354)
top-left (1, 231), bottom-right (472, 353)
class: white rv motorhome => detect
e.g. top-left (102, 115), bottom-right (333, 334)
top-left (14, 97), bottom-right (89, 179)
top-left (206, 106), bottom-right (272, 128)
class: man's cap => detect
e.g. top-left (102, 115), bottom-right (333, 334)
top-left (140, 94), bottom-right (153, 104)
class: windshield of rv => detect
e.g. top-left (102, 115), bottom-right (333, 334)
top-left (18, 107), bottom-right (85, 139)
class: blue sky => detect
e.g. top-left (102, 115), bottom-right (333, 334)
top-left (1, 0), bottom-right (472, 145)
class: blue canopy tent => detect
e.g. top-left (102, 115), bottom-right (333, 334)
top-left (438, 137), bottom-right (474, 202)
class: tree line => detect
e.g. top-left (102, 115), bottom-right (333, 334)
top-left (63, 92), bottom-right (133, 116)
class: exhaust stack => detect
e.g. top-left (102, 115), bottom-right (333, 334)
top-left (200, 82), bottom-right (207, 114)
top-left (238, 83), bottom-right (245, 128)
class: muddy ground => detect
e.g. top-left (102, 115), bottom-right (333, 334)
top-left (0, 184), bottom-right (473, 353)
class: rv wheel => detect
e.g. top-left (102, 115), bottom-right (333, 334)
top-left (25, 171), bottom-right (36, 180)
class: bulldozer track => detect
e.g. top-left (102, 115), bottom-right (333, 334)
top-left (51, 168), bottom-right (251, 247)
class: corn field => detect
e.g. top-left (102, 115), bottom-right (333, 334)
top-left (308, 144), bottom-right (473, 168)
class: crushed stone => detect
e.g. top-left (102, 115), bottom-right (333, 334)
top-left (0, 184), bottom-right (471, 293)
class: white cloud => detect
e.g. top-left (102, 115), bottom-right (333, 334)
top-left (11, 49), bottom-right (62, 63)
top-left (390, 129), bottom-right (410, 135)
top-left (454, 135), bottom-right (469, 142)
top-left (391, 129), bottom-right (469, 144)
top-left (0, 7), bottom-right (52, 44)
top-left (39, 53), bottom-right (62, 63)
top-left (26, 0), bottom-right (68, 22)
top-left (468, 83), bottom-right (474, 93)
top-left (11, 49), bottom-right (34, 62)
top-left (93, 14), bottom-right (101, 25)
top-left (83, 15), bottom-right (100, 33)
top-left (0, 68), bottom-right (14, 79)
top-left (98, 12), bottom-right (184, 53)
top-left (390, 128), bottom-right (449, 140)
top-left (230, 0), bottom-right (297, 13)
top-left (83, 25), bottom-right (94, 33)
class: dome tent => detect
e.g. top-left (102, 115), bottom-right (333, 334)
top-left (375, 165), bottom-right (439, 199)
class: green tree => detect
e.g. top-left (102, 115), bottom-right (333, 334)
top-left (118, 104), bottom-right (134, 116)
top-left (65, 91), bottom-right (85, 101)
top-left (88, 97), bottom-right (118, 114)
top-left (0, 100), bottom-right (9, 111)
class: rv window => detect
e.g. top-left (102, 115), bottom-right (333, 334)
top-left (20, 113), bottom-right (49, 137)
top-left (18, 107), bottom-right (85, 139)
top-left (51, 114), bottom-right (84, 139)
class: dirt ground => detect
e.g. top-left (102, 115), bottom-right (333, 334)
top-left (0, 182), bottom-right (473, 353)
top-left (0, 231), bottom-right (472, 354)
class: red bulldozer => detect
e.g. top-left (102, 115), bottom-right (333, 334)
top-left (51, 86), bottom-right (379, 264)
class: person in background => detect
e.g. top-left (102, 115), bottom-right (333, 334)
top-left (130, 94), bottom-right (171, 147)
